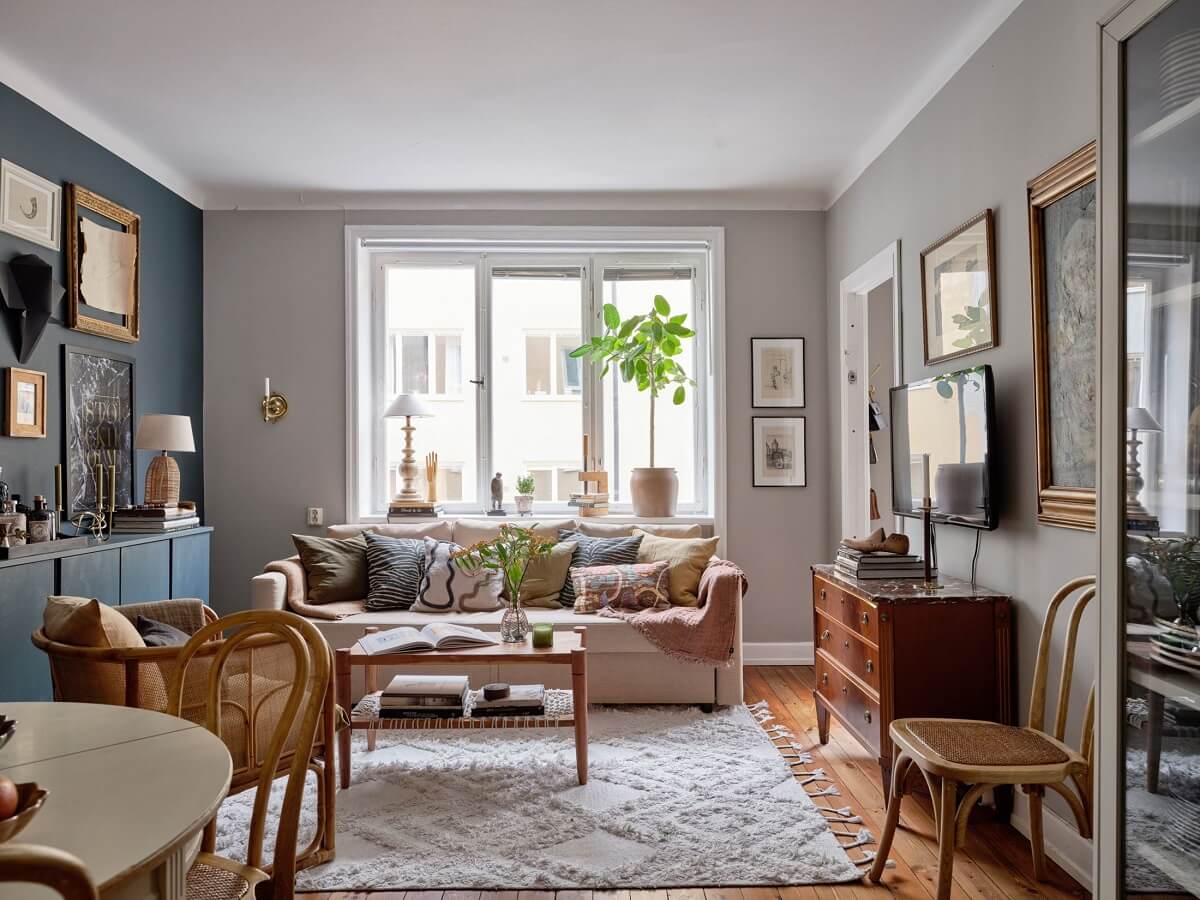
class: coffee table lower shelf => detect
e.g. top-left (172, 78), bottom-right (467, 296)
top-left (349, 688), bottom-right (576, 730)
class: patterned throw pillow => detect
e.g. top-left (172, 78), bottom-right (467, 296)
top-left (363, 531), bottom-right (425, 611)
top-left (412, 537), bottom-right (504, 613)
top-left (557, 531), bottom-right (643, 608)
top-left (570, 561), bottom-right (671, 614)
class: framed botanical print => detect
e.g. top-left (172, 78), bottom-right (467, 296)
top-left (920, 209), bottom-right (998, 364)
top-left (753, 416), bottom-right (806, 487)
top-left (66, 184), bottom-right (141, 343)
top-left (0, 160), bottom-right (61, 251)
top-left (63, 345), bottom-right (135, 515)
top-left (751, 337), bottom-right (805, 407)
top-left (5, 367), bottom-right (46, 438)
top-left (1028, 142), bottom-right (1097, 530)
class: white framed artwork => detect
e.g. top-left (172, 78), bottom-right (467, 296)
top-left (753, 416), bottom-right (806, 487)
top-left (751, 337), bottom-right (805, 407)
top-left (0, 160), bottom-right (61, 251)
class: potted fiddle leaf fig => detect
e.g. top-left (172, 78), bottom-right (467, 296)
top-left (514, 474), bottom-right (536, 516)
top-left (571, 294), bottom-right (695, 516)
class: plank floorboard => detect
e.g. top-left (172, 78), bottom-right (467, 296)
top-left (295, 666), bottom-right (1088, 899)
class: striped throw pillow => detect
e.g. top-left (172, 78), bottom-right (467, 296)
top-left (412, 537), bottom-right (504, 613)
top-left (363, 531), bottom-right (425, 611)
top-left (556, 531), bottom-right (643, 608)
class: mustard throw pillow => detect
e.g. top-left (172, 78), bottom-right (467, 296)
top-left (44, 596), bottom-right (146, 649)
top-left (518, 541), bottom-right (577, 608)
top-left (632, 529), bottom-right (719, 607)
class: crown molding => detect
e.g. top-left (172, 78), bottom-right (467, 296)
top-left (0, 49), bottom-right (206, 208)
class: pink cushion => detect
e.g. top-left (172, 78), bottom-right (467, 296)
top-left (570, 561), bottom-right (671, 614)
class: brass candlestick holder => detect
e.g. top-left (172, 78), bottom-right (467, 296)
top-left (262, 392), bottom-right (288, 423)
top-left (921, 498), bottom-right (941, 590)
top-left (66, 464), bottom-right (115, 541)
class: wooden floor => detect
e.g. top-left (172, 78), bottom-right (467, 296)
top-left (299, 666), bottom-right (1089, 900)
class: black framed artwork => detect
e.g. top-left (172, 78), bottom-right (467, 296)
top-left (752, 415), bottom-right (806, 487)
top-left (751, 337), bottom-right (805, 408)
top-left (63, 344), bottom-right (135, 516)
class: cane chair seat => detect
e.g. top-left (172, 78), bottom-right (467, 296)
top-left (185, 855), bottom-right (262, 900)
top-left (896, 718), bottom-right (1084, 774)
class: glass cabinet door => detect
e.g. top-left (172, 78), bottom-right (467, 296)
top-left (1112, 0), bottom-right (1200, 894)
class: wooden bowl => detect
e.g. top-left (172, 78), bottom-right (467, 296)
top-left (0, 784), bottom-right (47, 843)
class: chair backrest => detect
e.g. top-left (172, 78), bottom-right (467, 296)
top-left (1027, 575), bottom-right (1097, 750)
top-left (0, 844), bottom-right (98, 900)
top-left (166, 609), bottom-right (330, 898)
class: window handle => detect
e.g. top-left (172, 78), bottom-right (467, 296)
top-left (469, 378), bottom-right (485, 388)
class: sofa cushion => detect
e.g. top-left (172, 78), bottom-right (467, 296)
top-left (453, 518), bottom-right (577, 548)
top-left (44, 596), bottom-right (146, 649)
top-left (135, 615), bottom-right (190, 647)
top-left (292, 533), bottom-right (368, 605)
top-left (576, 521), bottom-right (704, 538)
top-left (519, 540), bottom-right (577, 608)
top-left (328, 522), bottom-right (452, 541)
top-left (363, 532), bottom-right (425, 611)
top-left (634, 529), bottom-right (721, 607)
top-left (557, 531), bottom-right (643, 608)
top-left (571, 561), bottom-right (671, 614)
top-left (413, 537), bottom-right (504, 613)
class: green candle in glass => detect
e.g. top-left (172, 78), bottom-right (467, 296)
top-left (532, 622), bottom-right (554, 648)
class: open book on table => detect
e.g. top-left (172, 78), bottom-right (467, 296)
top-left (357, 622), bottom-right (501, 655)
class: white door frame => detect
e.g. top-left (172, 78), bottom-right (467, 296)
top-left (839, 241), bottom-right (903, 540)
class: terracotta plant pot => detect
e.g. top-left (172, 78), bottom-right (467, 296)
top-left (630, 467), bottom-right (678, 517)
top-left (514, 494), bottom-right (534, 516)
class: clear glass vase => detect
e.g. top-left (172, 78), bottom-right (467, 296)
top-left (499, 603), bottom-right (530, 643)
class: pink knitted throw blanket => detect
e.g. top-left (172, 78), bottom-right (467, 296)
top-left (598, 559), bottom-right (748, 667)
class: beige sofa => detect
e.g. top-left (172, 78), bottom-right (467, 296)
top-left (251, 519), bottom-right (743, 706)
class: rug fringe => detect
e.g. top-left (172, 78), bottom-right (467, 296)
top-left (752, 699), bottom-right (879, 873)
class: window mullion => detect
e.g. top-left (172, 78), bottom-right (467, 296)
top-left (476, 255), bottom-right (490, 511)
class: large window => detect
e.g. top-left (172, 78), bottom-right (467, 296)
top-left (348, 230), bottom-right (720, 518)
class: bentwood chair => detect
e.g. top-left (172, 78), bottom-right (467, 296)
top-left (167, 610), bottom-right (331, 900)
top-left (868, 575), bottom-right (1095, 899)
top-left (0, 844), bottom-right (98, 899)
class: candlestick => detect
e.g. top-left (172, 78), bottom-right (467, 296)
top-left (109, 465), bottom-right (116, 512)
top-left (265, 377), bottom-right (270, 397)
top-left (54, 464), bottom-right (62, 513)
top-left (95, 465), bottom-right (104, 512)
top-left (921, 453), bottom-right (931, 502)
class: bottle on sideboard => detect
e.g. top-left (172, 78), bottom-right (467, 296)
top-left (0, 467), bottom-right (9, 507)
top-left (27, 495), bottom-right (55, 543)
top-left (12, 494), bottom-right (29, 515)
top-left (0, 499), bottom-right (26, 545)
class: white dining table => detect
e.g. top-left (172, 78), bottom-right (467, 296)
top-left (0, 702), bottom-right (231, 900)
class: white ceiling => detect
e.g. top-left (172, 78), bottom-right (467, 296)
top-left (0, 0), bottom-right (1022, 210)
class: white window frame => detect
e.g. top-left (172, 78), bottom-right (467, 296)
top-left (346, 225), bottom-right (726, 530)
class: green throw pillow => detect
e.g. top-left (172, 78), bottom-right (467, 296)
top-left (292, 533), bottom-right (369, 605)
top-left (518, 541), bottom-right (577, 608)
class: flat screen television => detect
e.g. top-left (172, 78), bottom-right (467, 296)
top-left (889, 364), bottom-right (998, 530)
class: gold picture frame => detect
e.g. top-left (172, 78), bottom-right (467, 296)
top-left (1028, 142), bottom-right (1097, 531)
top-left (5, 367), bottom-right (47, 438)
top-left (920, 209), bottom-right (998, 365)
top-left (66, 184), bottom-right (140, 343)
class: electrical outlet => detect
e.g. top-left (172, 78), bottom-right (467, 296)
top-left (306, 507), bottom-right (324, 527)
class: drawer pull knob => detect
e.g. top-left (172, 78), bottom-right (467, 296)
top-left (861, 612), bottom-right (870, 625)
top-left (821, 629), bottom-right (831, 641)
top-left (866, 659), bottom-right (874, 673)
top-left (822, 672), bottom-right (829, 685)
top-left (864, 710), bottom-right (872, 724)
top-left (820, 589), bottom-right (827, 600)
top-left (843, 640), bottom-right (850, 649)
top-left (842, 686), bottom-right (848, 694)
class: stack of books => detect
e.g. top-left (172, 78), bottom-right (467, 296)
top-left (379, 674), bottom-right (469, 720)
top-left (568, 492), bottom-right (609, 516)
top-left (388, 500), bottom-right (442, 521)
top-left (110, 505), bottom-right (200, 533)
top-left (470, 684), bottom-right (545, 718)
top-left (835, 547), bottom-right (933, 581)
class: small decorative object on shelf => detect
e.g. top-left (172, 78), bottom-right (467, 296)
top-left (571, 434), bottom-right (610, 516)
top-left (26, 495), bottom-right (54, 542)
top-left (487, 471), bottom-right (506, 516)
top-left (0, 498), bottom-right (26, 545)
top-left (483, 683), bottom-right (510, 701)
top-left (425, 452), bottom-right (438, 504)
top-left (261, 376), bottom-right (288, 423)
top-left (515, 473), bottom-right (535, 516)
top-left (532, 622), bottom-right (554, 648)
top-left (453, 523), bottom-right (554, 643)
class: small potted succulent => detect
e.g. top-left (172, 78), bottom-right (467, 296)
top-left (514, 474), bottom-right (536, 517)
top-left (453, 524), bottom-right (554, 642)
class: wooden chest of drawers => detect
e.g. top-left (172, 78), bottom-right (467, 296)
top-left (811, 565), bottom-right (1014, 795)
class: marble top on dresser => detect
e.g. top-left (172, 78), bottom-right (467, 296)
top-left (812, 564), bottom-right (1009, 604)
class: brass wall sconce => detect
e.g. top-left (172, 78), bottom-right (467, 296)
top-left (262, 377), bottom-right (288, 424)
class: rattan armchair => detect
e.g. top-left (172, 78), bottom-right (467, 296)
top-left (0, 844), bottom-right (97, 900)
top-left (31, 597), bottom-right (337, 871)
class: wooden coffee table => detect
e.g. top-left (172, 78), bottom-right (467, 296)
top-left (335, 625), bottom-right (589, 787)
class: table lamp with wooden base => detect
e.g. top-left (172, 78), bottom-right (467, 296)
top-left (383, 394), bottom-right (437, 511)
top-left (135, 414), bottom-right (195, 506)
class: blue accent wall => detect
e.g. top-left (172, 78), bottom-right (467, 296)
top-left (0, 81), bottom-right (203, 515)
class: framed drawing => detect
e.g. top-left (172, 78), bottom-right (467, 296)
top-left (751, 337), bottom-right (805, 407)
top-left (920, 209), bottom-right (998, 364)
top-left (1028, 142), bottom-right (1097, 530)
top-left (753, 416), bottom-right (806, 487)
top-left (63, 345), bottom-right (135, 516)
top-left (5, 367), bottom-right (46, 438)
top-left (0, 160), bottom-right (61, 251)
top-left (66, 184), bottom-right (140, 343)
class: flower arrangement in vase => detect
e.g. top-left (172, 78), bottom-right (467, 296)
top-left (452, 524), bottom-right (554, 641)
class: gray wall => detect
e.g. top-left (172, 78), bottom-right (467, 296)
top-left (825, 0), bottom-right (1104, 807)
top-left (204, 209), bottom-right (827, 646)
top-left (0, 81), bottom-right (203, 517)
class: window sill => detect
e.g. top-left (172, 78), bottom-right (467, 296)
top-left (359, 512), bottom-right (714, 526)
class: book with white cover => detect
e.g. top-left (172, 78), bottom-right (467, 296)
top-left (357, 623), bottom-right (500, 655)
top-left (470, 684), bottom-right (545, 709)
top-left (380, 674), bottom-right (469, 707)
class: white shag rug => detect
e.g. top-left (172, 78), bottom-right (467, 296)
top-left (217, 704), bottom-right (860, 890)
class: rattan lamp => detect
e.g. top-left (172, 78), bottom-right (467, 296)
top-left (383, 394), bottom-right (432, 502)
top-left (135, 414), bottom-right (195, 506)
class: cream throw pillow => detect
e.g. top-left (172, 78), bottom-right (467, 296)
top-left (633, 529), bottom-right (719, 607)
top-left (518, 541), bottom-right (577, 608)
top-left (44, 596), bottom-right (146, 648)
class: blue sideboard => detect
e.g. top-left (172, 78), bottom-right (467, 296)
top-left (0, 527), bottom-right (213, 701)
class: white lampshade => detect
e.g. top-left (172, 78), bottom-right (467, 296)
top-left (135, 414), bottom-right (195, 452)
top-left (1127, 407), bottom-right (1163, 433)
top-left (383, 394), bottom-right (433, 418)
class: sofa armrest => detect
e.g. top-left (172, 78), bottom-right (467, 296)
top-left (700, 559), bottom-right (747, 706)
top-left (251, 572), bottom-right (288, 612)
